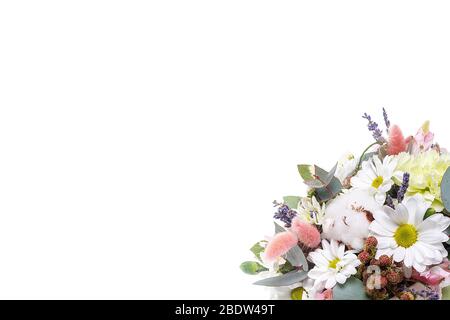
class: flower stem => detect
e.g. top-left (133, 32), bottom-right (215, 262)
top-left (355, 142), bottom-right (380, 172)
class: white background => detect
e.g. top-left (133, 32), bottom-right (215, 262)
top-left (1, 1), bottom-right (450, 299)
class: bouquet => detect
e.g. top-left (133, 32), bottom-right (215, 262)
top-left (241, 109), bottom-right (450, 300)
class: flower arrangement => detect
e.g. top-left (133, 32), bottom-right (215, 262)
top-left (240, 109), bottom-right (450, 300)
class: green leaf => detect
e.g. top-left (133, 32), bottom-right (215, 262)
top-left (253, 270), bottom-right (308, 287)
top-left (424, 207), bottom-right (436, 219)
top-left (332, 277), bottom-right (369, 300)
top-left (297, 164), bottom-right (319, 187)
top-left (315, 177), bottom-right (343, 202)
top-left (278, 261), bottom-right (296, 274)
top-left (441, 167), bottom-right (450, 211)
top-left (283, 196), bottom-right (301, 209)
top-left (250, 241), bottom-right (266, 261)
top-left (442, 286), bottom-right (450, 300)
top-left (290, 287), bottom-right (304, 300)
top-left (297, 164), bottom-right (336, 188)
top-left (274, 222), bottom-right (285, 234)
top-left (285, 245), bottom-right (308, 271)
top-left (240, 261), bottom-right (268, 275)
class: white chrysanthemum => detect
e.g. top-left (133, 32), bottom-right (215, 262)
top-left (308, 239), bottom-right (360, 290)
top-left (297, 196), bottom-right (325, 225)
top-left (322, 189), bottom-right (382, 250)
top-left (351, 155), bottom-right (401, 205)
top-left (369, 195), bottom-right (450, 272)
top-left (335, 152), bottom-right (359, 183)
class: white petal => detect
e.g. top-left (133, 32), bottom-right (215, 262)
top-left (403, 248), bottom-right (413, 267)
top-left (308, 268), bottom-right (325, 280)
top-left (392, 204), bottom-right (409, 225)
top-left (308, 252), bottom-right (329, 267)
top-left (372, 210), bottom-right (398, 232)
top-left (419, 231), bottom-right (448, 244)
top-left (335, 273), bottom-right (347, 284)
top-left (393, 247), bottom-right (406, 262)
top-left (325, 277), bottom-right (337, 289)
top-left (374, 192), bottom-right (386, 205)
top-left (330, 240), bottom-right (339, 257)
top-left (369, 222), bottom-right (394, 237)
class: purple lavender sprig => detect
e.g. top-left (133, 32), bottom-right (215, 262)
top-left (273, 201), bottom-right (297, 228)
top-left (385, 194), bottom-right (395, 209)
top-left (397, 172), bottom-right (410, 203)
top-left (362, 112), bottom-right (386, 143)
top-left (382, 107), bottom-right (390, 132)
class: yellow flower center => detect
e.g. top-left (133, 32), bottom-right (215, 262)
top-left (371, 176), bottom-right (384, 189)
top-left (328, 258), bottom-right (340, 269)
top-left (394, 224), bottom-right (418, 248)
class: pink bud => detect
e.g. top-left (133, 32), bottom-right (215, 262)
top-left (315, 289), bottom-right (333, 300)
top-left (264, 231), bottom-right (298, 263)
top-left (290, 218), bottom-right (321, 249)
top-left (387, 124), bottom-right (407, 155)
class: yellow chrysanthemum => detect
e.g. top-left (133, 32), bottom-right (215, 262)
top-left (395, 150), bottom-right (450, 211)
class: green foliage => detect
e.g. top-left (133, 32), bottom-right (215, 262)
top-left (278, 261), bottom-right (296, 274)
top-left (424, 207), bottom-right (436, 219)
top-left (441, 167), bottom-right (450, 211)
top-left (283, 196), bottom-right (300, 209)
top-left (250, 241), bottom-right (266, 261)
top-left (290, 287), bottom-right (304, 300)
top-left (297, 163), bottom-right (342, 202)
top-left (442, 286), bottom-right (450, 300)
top-left (253, 270), bottom-right (308, 287)
top-left (240, 261), bottom-right (268, 275)
top-left (332, 277), bottom-right (369, 300)
top-left (285, 245), bottom-right (308, 271)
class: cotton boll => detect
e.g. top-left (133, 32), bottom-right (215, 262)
top-left (322, 189), bottom-right (382, 250)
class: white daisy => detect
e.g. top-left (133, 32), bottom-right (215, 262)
top-left (369, 195), bottom-right (450, 272)
top-left (297, 196), bottom-right (325, 225)
top-left (307, 239), bottom-right (361, 290)
top-left (335, 152), bottom-right (359, 184)
top-left (351, 155), bottom-right (401, 205)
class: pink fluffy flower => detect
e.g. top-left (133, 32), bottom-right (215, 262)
top-left (315, 289), bottom-right (333, 300)
top-left (387, 124), bottom-right (407, 155)
top-left (290, 218), bottom-right (321, 249)
top-left (411, 121), bottom-right (434, 154)
top-left (263, 231), bottom-right (298, 263)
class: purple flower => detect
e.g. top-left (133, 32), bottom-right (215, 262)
top-left (383, 107), bottom-right (390, 132)
top-left (385, 194), bottom-right (395, 209)
top-left (273, 201), bottom-right (297, 228)
top-left (362, 112), bottom-right (386, 143)
top-left (397, 172), bottom-right (410, 203)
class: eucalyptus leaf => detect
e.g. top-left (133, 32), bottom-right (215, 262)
top-left (283, 196), bottom-right (301, 209)
top-left (297, 164), bottom-right (319, 187)
top-left (332, 277), bottom-right (369, 300)
top-left (253, 270), bottom-right (308, 287)
top-left (240, 261), bottom-right (268, 275)
top-left (297, 165), bottom-right (329, 188)
top-left (278, 261), bottom-right (296, 274)
top-left (285, 245), bottom-right (308, 271)
top-left (274, 222), bottom-right (285, 234)
top-left (441, 167), bottom-right (450, 212)
top-left (315, 177), bottom-right (342, 202)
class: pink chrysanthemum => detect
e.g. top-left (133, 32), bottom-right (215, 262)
top-left (290, 218), bottom-right (321, 249)
top-left (263, 231), bottom-right (298, 263)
